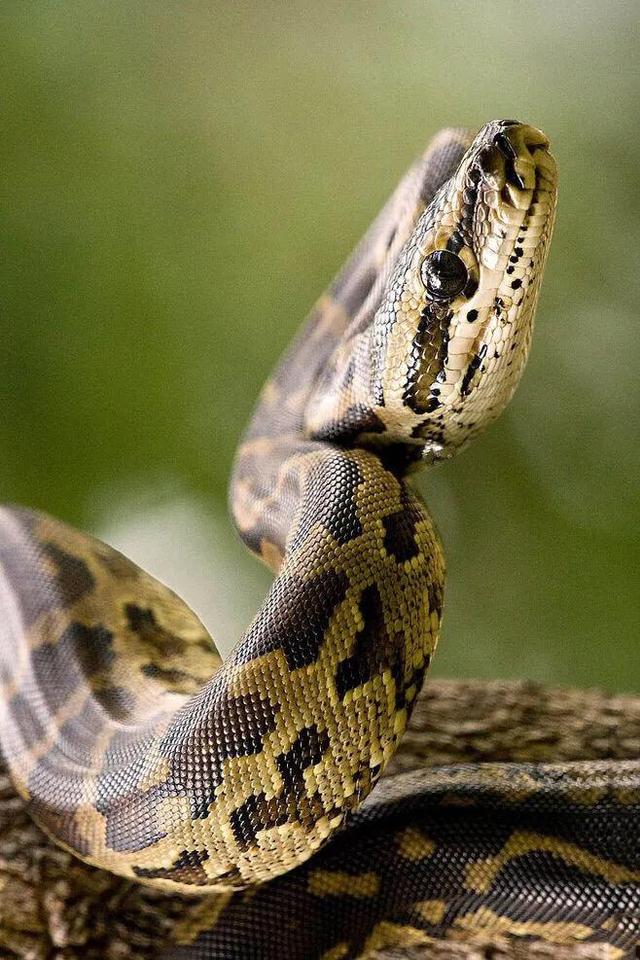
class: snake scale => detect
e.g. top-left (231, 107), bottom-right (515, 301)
top-left (1, 120), bottom-right (638, 959)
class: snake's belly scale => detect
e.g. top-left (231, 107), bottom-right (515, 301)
top-left (1, 119), bottom-right (639, 957)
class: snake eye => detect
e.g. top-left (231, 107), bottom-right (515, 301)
top-left (421, 250), bottom-right (468, 301)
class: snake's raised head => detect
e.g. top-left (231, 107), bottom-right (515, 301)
top-left (303, 120), bottom-right (557, 469)
top-left (375, 119), bottom-right (557, 462)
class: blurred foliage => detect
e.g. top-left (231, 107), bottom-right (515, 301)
top-left (2, 2), bottom-right (638, 689)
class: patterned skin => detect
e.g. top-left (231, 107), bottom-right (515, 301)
top-left (166, 764), bottom-right (640, 958)
top-left (4, 121), bottom-right (632, 957)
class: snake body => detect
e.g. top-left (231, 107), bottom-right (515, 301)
top-left (1, 120), bottom-right (638, 956)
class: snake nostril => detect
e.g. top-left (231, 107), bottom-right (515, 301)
top-left (495, 132), bottom-right (517, 161)
top-left (494, 132), bottom-right (526, 190)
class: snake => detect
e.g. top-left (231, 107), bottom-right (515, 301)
top-left (0, 118), bottom-right (638, 959)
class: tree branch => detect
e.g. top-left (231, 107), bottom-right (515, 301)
top-left (1, 680), bottom-right (637, 959)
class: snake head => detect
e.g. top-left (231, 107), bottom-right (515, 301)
top-left (303, 120), bottom-right (557, 469)
top-left (373, 119), bottom-right (558, 462)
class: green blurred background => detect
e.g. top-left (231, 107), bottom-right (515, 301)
top-left (3, 2), bottom-right (638, 689)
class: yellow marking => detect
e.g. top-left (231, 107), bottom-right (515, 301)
top-left (415, 899), bottom-right (447, 925)
top-left (312, 294), bottom-right (350, 336)
top-left (155, 794), bottom-right (195, 837)
top-left (259, 379), bottom-right (281, 408)
top-left (465, 830), bottom-right (640, 894)
top-left (260, 539), bottom-right (284, 571)
top-left (393, 706), bottom-right (408, 734)
top-left (235, 435), bottom-right (278, 459)
top-left (137, 755), bottom-right (171, 792)
top-left (172, 892), bottom-right (234, 945)
top-left (614, 787), bottom-right (640, 806)
top-left (397, 826), bottom-right (436, 861)
top-left (61, 795), bottom-right (250, 895)
top-left (565, 784), bottom-right (610, 806)
top-left (455, 907), bottom-right (595, 945)
top-left (2, 769), bottom-right (30, 803)
top-left (319, 945), bottom-right (350, 960)
top-left (308, 869), bottom-right (379, 899)
top-left (363, 921), bottom-right (431, 953)
top-left (404, 684), bottom-right (417, 704)
top-left (71, 803), bottom-right (108, 856)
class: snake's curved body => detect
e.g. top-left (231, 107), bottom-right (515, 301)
top-left (1, 120), bottom-right (638, 956)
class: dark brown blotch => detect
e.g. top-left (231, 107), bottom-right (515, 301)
top-left (30, 621), bottom-right (115, 717)
top-left (276, 724), bottom-right (330, 792)
top-left (125, 603), bottom-right (186, 658)
top-left (0, 524), bottom-right (95, 628)
top-left (229, 792), bottom-right (290, 850)
top-left (382, 493), bottom-right (421, 564)
top-left (133, 847), bottom-right (210, 885)
top-left (335, 583), bottom-right (398, 699)
top-left (215, 689), bottom-right (280, 761)
top-left (42, 542), bottom-right (96, 608)
top-left (65, 621), bottom-right (115, 677)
